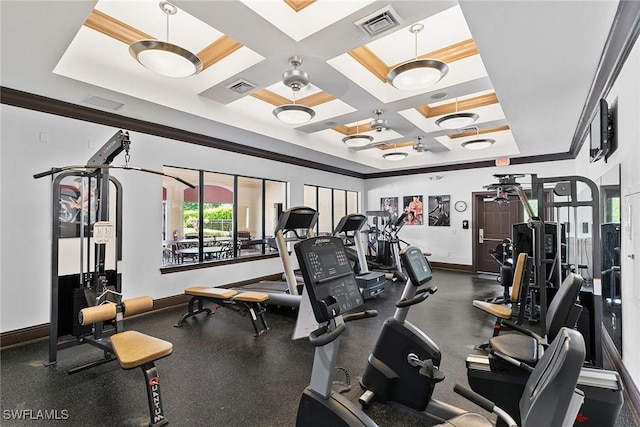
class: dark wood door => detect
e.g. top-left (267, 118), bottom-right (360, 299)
top-left (474, 193), bottom-right (522, 274)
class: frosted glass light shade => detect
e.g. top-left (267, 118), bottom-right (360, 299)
top-left (129, 40), bottom-right (202, 77)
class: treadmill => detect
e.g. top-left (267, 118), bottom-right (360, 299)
top-left (334, 214), bottom-right (386, 299)
top-left (238, 206), bottom-right (318, 307)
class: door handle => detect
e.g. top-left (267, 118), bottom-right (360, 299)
top-left (479, 229), bottom-right (484, 244)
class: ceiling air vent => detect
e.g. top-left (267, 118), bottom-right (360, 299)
top-left (83, 95), bottom-right (124, 110)
top-left (355, 5), bottom-right (402, 37)
top-left (226, 79), bottom-right (256, 95)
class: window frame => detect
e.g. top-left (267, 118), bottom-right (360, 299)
top-left (161, 166), bottom-right (287, 272)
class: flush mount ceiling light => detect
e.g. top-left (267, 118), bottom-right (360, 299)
top-left (387, 23), bottom-right (448, 91)
top-left (382, 144), bottom-right (408, 161)
top-left (370, 109), bottom-right (388, 133)
top-left (413, 136), bottom-right (428, 152)
top-left (273, 56), bottom-right (316, 124)
top-left (129, 1), bottom-right (203, 78)
top-left (436, 98), bottom-right (479, 129)
top-left (342, 121), bottom-right (373, 147)
top-left (462, 138), bottom-right (495, 150)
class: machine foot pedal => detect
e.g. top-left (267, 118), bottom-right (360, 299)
top-left (418, 359), bottom-right (445, 383)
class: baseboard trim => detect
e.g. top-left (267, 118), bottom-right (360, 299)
top-left (0, 323), bottom-right (50, 349)
top-left (430, 262), bottom-right (473, 272)
top-left (602, 324), bottom-right (640, 426)
top-left (0, 273), bottom-right (285, 349)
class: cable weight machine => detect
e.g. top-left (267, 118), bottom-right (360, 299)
top-left (485, 173), bottom-right (602, 367)
top-left (35, 130), bottom-right (192, 370)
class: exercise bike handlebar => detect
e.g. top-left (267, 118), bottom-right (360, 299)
top-left (453, 384), bottom-right (518, 427)
top-left (308, 310), bottom-right (377, 346)
top-left (454, 383), bottom-right (495, 413)
top-left (343, 310), bottom-right (378, 322)
top-left (396, 286), bottom-right (437, 308)
top-left (309, 323), bottom-right (345, 346)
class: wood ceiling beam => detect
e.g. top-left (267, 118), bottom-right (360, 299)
top-left (250, 90), bottom-right (290, 106)
top-left (297, 91), bottom-right (336, 107)
top-left (379, 141), bottom-right (415, 150)
top-left (84, 9), bottom-right (152, 45)
top-left (84, 10), bottom-right (242, 72)
top-left (416, 92), bottom-right (499, 118)
top-left (197, 36), bottom-right (243, 70)
top-left (251, 89), bottom-right (334, 107)
top-left (348, 38), bottom-right (479, 83)
top-left (347, 46), bottom-right (389, 82)
top-left (448, 125), bottom-right (510, 139)
top-left (283, 0), bottom-right (316, 12)
top-left (419, 39), bottom-right (478, 64)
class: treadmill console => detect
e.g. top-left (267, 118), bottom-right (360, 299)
top-left (400, 246), bottom-right (433, 287)
top-left (295, 236), bottom-right (363, 323)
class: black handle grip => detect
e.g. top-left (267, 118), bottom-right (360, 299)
top-left (500, 320), bottom-right (537, 338)
top-left (343, 310), bottom-right (378, 322)
top-left (453, 384), bottom-right (495, 413)
top-left (396, 286), bottom-right (436, 308)
top-left (309, 323), bottom-right (345, 347)
top-left (489, 349), bottom-right (534, 373)
top-left (33, 167), bottom-right (64, 179)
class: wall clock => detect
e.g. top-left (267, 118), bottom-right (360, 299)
top-left (454, 200), bottom-right (467, 212)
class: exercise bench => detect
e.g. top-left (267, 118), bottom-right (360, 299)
top-left (175, 287), bottom-right (270, 336)
top-left (79, 296), bottom-right (173, 427)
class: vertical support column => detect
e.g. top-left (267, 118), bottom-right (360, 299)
top-left (141, 363), bottom-right (168, 427)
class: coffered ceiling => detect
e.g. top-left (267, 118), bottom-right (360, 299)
top-left (0, 0), bottom-right (621, 175)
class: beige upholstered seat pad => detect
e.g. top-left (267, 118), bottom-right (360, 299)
top-left (233, 291), bottom-right (269, 303)
top-left (185, 286), bottom-right (237, 299)
top-left (110, 330), bottom-right (173, 369)
top-left (472, 300), bottom-right (512, 319)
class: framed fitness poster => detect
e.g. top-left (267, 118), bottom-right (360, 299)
top-left (427, 195), bottom-right (450, 226)
top-left (402, 195), bottom-right (423, 225)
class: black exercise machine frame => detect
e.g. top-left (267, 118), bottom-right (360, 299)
top-left (174, 291), bottom-right (270, 337)
top-left (35, 130), bottom-right (192, 367)
top-left (486, 173), bottom-right (602, 367)
top-left (45, 162), bottom-right (124, 367)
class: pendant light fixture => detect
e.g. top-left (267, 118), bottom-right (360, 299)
top-left (129, 1), bottom-right (203, 78)
top-left (273, 56), bottom-right (316, 124)
top-left (342, 120), bottom-right (373, 147)
top-left (435, 98), bottom-right (479, 129)
top-left (461, 128), bottom-right (495, 150)
top-left (382, 144), bottom-right (408, 161)
top-left (387, 23), bottom-right (448, 91)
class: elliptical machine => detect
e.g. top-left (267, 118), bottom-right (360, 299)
top-left (359, 246), bottom-right (462, 421)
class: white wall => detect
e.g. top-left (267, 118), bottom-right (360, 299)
top-left (0, 105), bottom-right (364, 332)
top-left (575, 37), bottom-right (640, 388)
top-left (365, 160), bottom-right (577, 265)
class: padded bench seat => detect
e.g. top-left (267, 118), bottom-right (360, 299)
top-left (111, 330), bottom-right (173, 369)
top-left (184, 286), bottom-right (238, 299)
top-left (232, 291), bottom-right (269, 303)
top-left (176, 287), bottom-right (270, 336)
top-left (78, 297), bottom-right (172, 427)
top-left (472, 300), bottom-right (513, 319)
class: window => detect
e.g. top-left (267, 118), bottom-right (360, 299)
top-left (162, 167), bottom-right (287, 267)
top-left (602, 187), bottom-right (621, 223)
top-left (304, 184), bottom-right (360, 235)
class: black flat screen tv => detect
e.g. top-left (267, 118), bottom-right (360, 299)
top-left (589, 98), bottom-right (612, 163)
